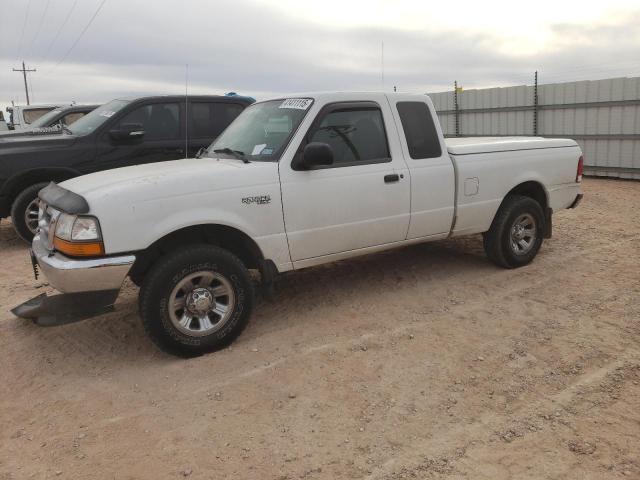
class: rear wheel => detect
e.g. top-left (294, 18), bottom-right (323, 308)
top-left (483, 195), bottom-right (544, 269)
top-left (139, 244), bottom-right (254, 357)
top-left (10, 182), bottom-right (49, 243)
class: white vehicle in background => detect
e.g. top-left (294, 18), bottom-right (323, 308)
top-left (6, 104), bottom-right (68, 130)
top-left (14, 92), bottom-right (584, 357)
top-left (0, 104), bottom-right (99, 138)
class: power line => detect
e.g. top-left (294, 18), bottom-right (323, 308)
top-left (15, 0), bottom-right (33, 61)
top-left (25, 0), bottom-right (52, 59)
top-left (41, 0), bottom-right (79, 64)
top-left (46, 0), bottom-right (108, 75)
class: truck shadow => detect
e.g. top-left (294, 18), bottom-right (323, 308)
top-left (10, 235), bottom-right (492, 370)
top-left (0, 219), bottom-right (28, 254)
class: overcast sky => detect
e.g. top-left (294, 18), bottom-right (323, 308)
top-left (1, 0), bottom-right (639, 108)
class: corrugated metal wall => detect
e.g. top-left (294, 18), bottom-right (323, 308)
top-left (428, 77), bottom-right (640, 179)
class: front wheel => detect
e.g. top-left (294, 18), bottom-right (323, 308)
top-left (10, 182), bottom-right (49, 243)
top-left (139, 244), bottom-right (254, 357)
top-left (483, 195), bottom-right (544, 269)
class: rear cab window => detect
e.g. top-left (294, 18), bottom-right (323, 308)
top-left (396, 101), bottom-right (442, 159)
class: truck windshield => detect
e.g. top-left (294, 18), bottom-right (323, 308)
top-left (68, 99), bottom-right (129, 136)
top-left (206, 98), bottom-right (313, 162)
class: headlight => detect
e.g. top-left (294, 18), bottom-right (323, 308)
top-left (55, 213), bottom-right (75, 240)
top-left (53, 214), bottom-right (104, 256)
top-left (72, 217), bottom-right (101, 240)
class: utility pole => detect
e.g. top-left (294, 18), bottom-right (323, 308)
top-left (12, 61), bottom-right (36, 105)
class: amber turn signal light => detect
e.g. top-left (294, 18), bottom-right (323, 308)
top-left (53, 237), bottom-right (105, 257)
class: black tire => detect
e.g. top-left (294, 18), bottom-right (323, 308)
top-left (10, 182), bottom-right (49, 243)
top-left (483, 195), bottom-right (545, 269)
top-left (139, 244), bottom-right (254, 357)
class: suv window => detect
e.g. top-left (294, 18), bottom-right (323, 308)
top-left (118, 103), bottom-right (180, 140)
top-left (190, 102), bottom-right (244, 139)
top-left (396, 101), bottom-right (442, 159)
top-left (309, 106), bottom-right (390, 166)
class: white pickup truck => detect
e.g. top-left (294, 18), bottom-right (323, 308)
top-left (13, 92), bottom-right (584, 357)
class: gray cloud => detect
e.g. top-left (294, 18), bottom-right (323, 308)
top-left (1, 0), bottom-right (639, 107)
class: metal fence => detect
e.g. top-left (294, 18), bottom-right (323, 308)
top-left (428, 76), bottom-right (640, 179)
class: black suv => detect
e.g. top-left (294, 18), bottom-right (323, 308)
top-left (0, 95), bottom-right (253, 242)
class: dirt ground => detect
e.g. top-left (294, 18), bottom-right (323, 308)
top-left (0, 177), bottom-right (639, 480)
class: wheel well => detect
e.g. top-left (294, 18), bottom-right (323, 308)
top-left (499, 181), bottom-right (552, 238)
top-left (129, 224), bottom-right (265, 284)
top-left (505, 181), bottom-right (548, 211)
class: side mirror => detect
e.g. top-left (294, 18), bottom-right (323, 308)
top-left (109, 123), bottom-right (145, 141)
top-left (301, 142), bottom-right (334, 169)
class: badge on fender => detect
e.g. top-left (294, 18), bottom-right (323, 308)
top-left (242, 195), bottom-right (271, 205)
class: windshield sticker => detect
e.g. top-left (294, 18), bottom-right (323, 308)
top-left (279, 98), bottom-right (312, 110)
top-left (99, 111), bottom-right (116, 118)
top-left (262, 148), bottom-right (274, 155)
top-left (251, 143), bottom-right (267, 155)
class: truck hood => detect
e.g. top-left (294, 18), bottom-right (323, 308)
top-left (60, 157), bottom-right (279, 207)
top-left (0, 131), bottom-right (77, 149)
top-left (0, 127), bottom-right (59, 139)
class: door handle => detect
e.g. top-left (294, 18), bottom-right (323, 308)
top-left (384, 174), bottom-right (400, 183)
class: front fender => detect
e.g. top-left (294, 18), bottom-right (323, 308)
top-left (93, 185), bottom-right (292, 271)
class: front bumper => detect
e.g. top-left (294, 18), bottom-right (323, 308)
top-left (31, 233), bottom-right (135, 293)
top-left (12, 234), bottom-right (135, 326)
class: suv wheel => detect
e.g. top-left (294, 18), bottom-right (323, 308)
top-left (139, 244), bottom-right (254, 357)
top-left (10, 182), bottom-right (49, 243)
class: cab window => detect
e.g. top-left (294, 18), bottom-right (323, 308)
top-left (396, 101), bottom-right (442, 159)
top-left (307, 105), bottom-right (390, 167)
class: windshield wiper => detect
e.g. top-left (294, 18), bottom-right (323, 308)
top-left (195, 147), bottom-right (206, 159)
top-left (213, 147), bottom-right (250, 163)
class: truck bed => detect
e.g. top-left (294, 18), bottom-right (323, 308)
top-left (445, 136), bottom-right (577, 155)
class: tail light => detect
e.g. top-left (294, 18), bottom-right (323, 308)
top-left (576, 155), bottom-right (584, 183)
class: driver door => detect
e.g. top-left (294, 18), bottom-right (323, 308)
top-left (279, 100), bottom-right (411, 265)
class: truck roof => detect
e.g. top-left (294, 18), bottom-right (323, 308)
top-left (113, 95), bottom-right (255, 104)
top-left (265, 92), bottom-right (429, 102)
top-left (11, 104), bottom-right (68, 110)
